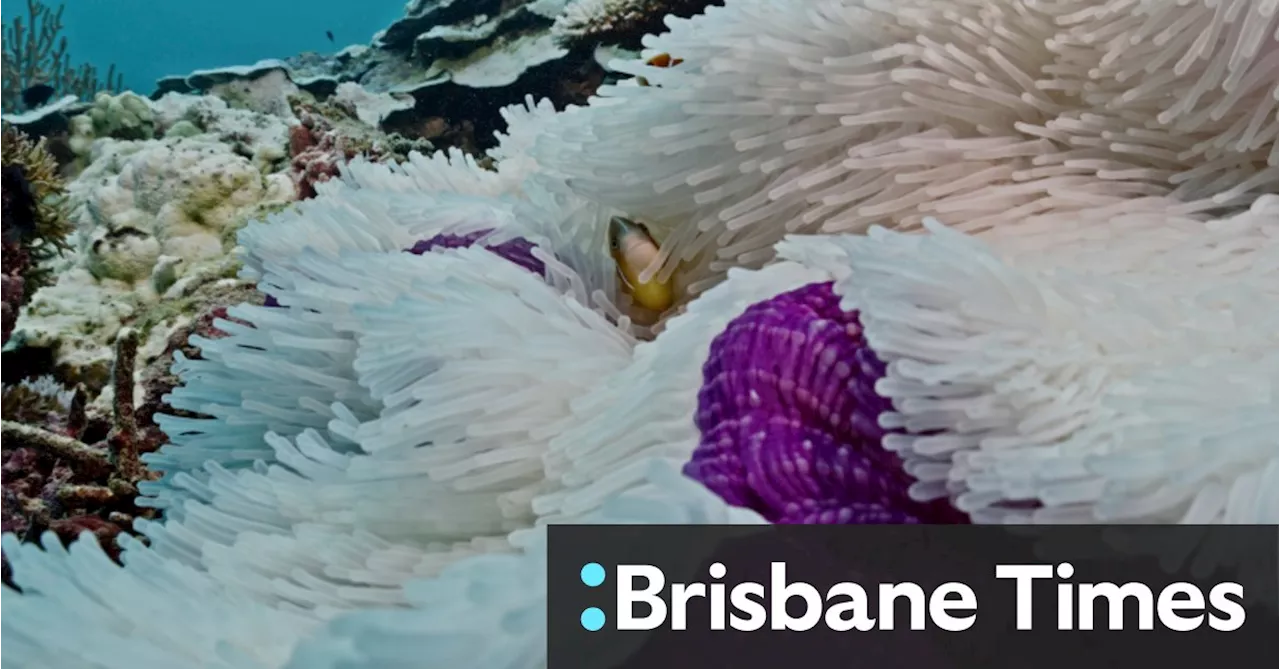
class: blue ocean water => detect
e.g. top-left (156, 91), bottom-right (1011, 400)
top-left (1, 0), bottom-right (406, 95)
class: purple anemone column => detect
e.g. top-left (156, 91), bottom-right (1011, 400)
top-left (406, 229), bottom-right (546, 276)
top-left (264, 229), bottom-right (545, 308)
top-left (685, 281), bottom-right (968, 524)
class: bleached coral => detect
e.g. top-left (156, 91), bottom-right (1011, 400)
top-left (330, 82), bottom-right (415, 128)
top-left (75, 138), bottom-right (291, 266)
top-left (150, 93), bottom-right (292, 173)
top-left (552, 0), bottom-right (719, 46)
top-left (13, 101), bottom-right (294, 381)
top-left (82, 91), bottom-right (153, 136)
top-left (207, 68), bottom-right (299, 119)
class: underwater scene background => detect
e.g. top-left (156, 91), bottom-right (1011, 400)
top-left (0, 0), bottom-right (407, 101)
top-left (0, 0), bottom-right (1276, 667)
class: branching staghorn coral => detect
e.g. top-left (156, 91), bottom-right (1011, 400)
top-left (0, 1), bottom-right (1275, 667)
top-left (0, 0), bottom-right (124, 112)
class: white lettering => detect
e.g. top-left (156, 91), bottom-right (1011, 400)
top-left (617, 565), bottom-right (666, 630)
top-left (929, 582), bottom-right (977, 632)
top-left (1208, 582), bottom-right (1246, 632)
top-left (996, 564), bottom-right (1052, 630)
top-left (770, 562), bottom-right (822, 631)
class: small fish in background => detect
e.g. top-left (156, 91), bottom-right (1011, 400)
top-left (609, 216), bottom-right (674, 313)
top-left (646, 53), bottom-right (683, 68)
top-left (635, 53), bottom-right (683, 88)
top-left (1, 165), bottom-right (37, 243)
top-left (20, 83), bottom-right (56, 110)
top-left (325, 30), bottom-right (335, 43)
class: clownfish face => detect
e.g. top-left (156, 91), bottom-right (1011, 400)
top-left (608, 216), bottom-right (674, 313)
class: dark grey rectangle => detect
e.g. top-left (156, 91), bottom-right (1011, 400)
top-left (548, 525), bottom-right (1277, 669)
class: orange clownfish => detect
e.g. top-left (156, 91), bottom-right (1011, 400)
top-left (636, 53), bottom-right (684, 87)
top-left (646, 53), bottom-right (683, 68)
top-left (609, 216), bottom-right (674, 313)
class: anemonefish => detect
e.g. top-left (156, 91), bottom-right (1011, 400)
top-left (646, 53), bottom-right (683, 68)
top-left (609, 216), bottom-right (674, 313)
top-left (635, 53), bottom-right (684, 87)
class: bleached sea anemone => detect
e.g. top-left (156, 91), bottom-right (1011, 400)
top-left (2, 0), bottom-right (1276, 667)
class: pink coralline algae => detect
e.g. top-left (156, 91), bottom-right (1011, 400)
top-left (685, 281), bottom-right (969, 524)
top-left (288, 118), bottom-right (346, 200)
top-left (405, 229), bottom-right (546, 276)
top-left (287, 102), bottom-right (435, 201)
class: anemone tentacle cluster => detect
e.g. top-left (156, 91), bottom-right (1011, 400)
top-left (2, 1), bottom-right (1276, 667)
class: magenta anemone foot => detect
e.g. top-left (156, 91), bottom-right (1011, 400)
top-left (685, 281), bottom-right (968, 524)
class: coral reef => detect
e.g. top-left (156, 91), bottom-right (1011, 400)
top-left (1, 330), bottom-right (157, 584)
top-left (1, 124), bottom-right (71, 344)
top-left (5, 75), bottom-right (438, 399)
top-left (0, 0), bottom-right (123, 113)
top-left (156, 1), bottom-right (624, 154)
top-left (12, 127), bottom-right (294, 383)
top-left (287, 94), bottom-right (433, 199)
top-left (552, 0), bottom-right (724, 48)
top-left (0, 0), bottom-right (1275, 667)
top-left (67, 90), bottom-right (156, 157)
top-left (1, 72), bottom-right (436, 580)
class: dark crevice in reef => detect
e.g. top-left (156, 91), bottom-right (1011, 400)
top-left (384, 47), bottom-right (607, 153)
top-left (1, 345), bottom-right (55, 385)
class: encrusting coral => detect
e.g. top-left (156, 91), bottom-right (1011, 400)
top-left (0, 1), bottom-right (1276, 667)
top-left (10, 92), bottom-right (297, 389)
top-left (0, 0), bottom-right (124, 113)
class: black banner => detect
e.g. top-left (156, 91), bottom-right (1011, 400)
top-left (547, 525), bottom-right (1278, 669)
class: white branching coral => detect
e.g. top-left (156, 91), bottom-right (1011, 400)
top-left (1, 1), bottom-right (1276, 667)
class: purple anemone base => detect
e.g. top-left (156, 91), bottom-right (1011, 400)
top-left (406, 229), bottom-right (545, 276)
top-left (684, 281), bottom-right (968, 524)
top-left (265, 229), bottom-right (545, 308)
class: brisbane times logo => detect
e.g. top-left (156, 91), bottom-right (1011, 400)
top-left (573, 561), bottom-right (1247, 633)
